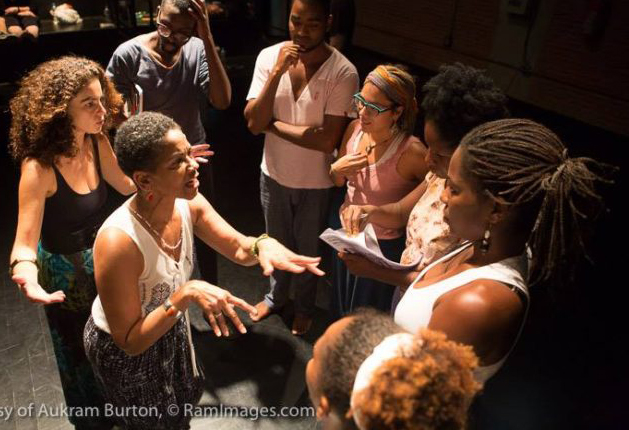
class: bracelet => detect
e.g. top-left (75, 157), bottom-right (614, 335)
top-left (9, 258), bottom-right (38, 276)
top-left (250, 233), bottom-right (270, 259)
top-left (163, 298), bottom-right (183, 320)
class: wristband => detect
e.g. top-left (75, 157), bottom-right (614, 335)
top-left (9, 258), bottom-right (38, 276)
top-left (163, 298), bottom-right (183, 319)
top-left (250, 233), bottom-right (270, 259)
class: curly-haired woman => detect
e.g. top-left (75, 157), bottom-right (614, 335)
top-left (9, 56), bottom-right (136, 428)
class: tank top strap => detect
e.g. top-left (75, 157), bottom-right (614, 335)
top-left (50, 161), bottom-right (67, 191)
top-left (410, 241), bottom-right (473, 288)
top-left (382, 133), bottom-right (415, 167)
top-left (347, 126), bottom-right (364, 154)
top-left (90, 134), bottom-right (103, 176)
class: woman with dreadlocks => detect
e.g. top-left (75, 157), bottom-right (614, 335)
top-left (342, 118), bottom-right (610, 383)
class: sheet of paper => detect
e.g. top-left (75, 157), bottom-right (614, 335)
top-left (320, 224), bottom-right (422, 271)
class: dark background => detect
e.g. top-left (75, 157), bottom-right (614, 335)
top-left (1, 1), bottom-right (628, 428)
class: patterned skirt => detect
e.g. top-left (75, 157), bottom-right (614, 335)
top-left (84, 316), bottom-right (204, 430)
top-left (37, 243), bottom-right (113, 428)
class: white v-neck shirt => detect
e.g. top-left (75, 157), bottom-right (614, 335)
top-left (247, 42), bottom-right (359, 189)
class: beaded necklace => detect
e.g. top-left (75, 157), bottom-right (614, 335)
top-left (128, 205), bottom-right (182, 253)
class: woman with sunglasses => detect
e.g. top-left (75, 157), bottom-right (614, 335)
top-left (328, 64), bottom-right (428, 316)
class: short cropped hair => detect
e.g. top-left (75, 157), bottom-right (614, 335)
top-left (114, 112), bottom-right (180, 177)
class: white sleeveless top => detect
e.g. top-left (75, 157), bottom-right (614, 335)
top-left (394, 241), bottom-right (529, 383)
top-left (91, 196), bottom-right (198, 374)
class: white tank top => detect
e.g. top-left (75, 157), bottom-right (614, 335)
top-left (394, 241), bottom-right (529, 383)
top-left (91, 196), bottom-right (198, 374)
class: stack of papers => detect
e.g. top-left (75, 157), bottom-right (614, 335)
top-left (319, 224), bottom-right (422, 270)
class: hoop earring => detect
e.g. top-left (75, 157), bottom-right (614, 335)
top-left (480, 228), bottom-right (491, 254)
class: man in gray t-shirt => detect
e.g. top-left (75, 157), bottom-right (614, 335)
top-left (107, 0), bottom-right (231, 286)
top-left (106, 0), bottom-right (231, 147)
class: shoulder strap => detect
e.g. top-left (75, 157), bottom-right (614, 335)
top-left (409, 241), bottom-right (473, 288)
top-left (348, 127), bottom-right (363, 154)
top-left (91, 134), bottom-right (103, 176)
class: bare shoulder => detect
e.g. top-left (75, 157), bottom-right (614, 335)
top-left (347, 118), bottom-right (360, 132)
top-left (441, 279), bottom-right (525, 325)
top-left (95, 227), bottom-right (140, 260)
top-left (21, 157), bottom-right (53, 177)
top-left (405, 135), bottom-right (428, 156)
top-left (94, 227), bottom-right (143, 273)
top-left (187, 193), bottom-right (214, 226)
top-left (20, 158), bottom-right (55, 192)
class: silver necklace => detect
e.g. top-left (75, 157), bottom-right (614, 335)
top-left (128, 205), bottom-right (182, 252)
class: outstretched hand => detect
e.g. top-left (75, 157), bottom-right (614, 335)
top-left (256, 238), bottom-right (324, 277)
top-left (191, 144), bottom-right (214, 164)
top-left (187, 280), bottom-right (257, 337)
top-left (12, 275), bottom-right (65, 304)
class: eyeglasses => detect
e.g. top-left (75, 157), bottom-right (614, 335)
top-left (353, 93), bottom-right (395, 116)
top-left (156, 21), bottom-right (192, 44)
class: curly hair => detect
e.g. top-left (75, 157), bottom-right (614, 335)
top-left (320, 309), bottom-right (404, 428)
top-left (9, 56), bottom-right (122, 167)
top-left (421, 62), bottom-right (509, 147)
top-left (114, 111), bottom-right (180, 177)
top-left (357, 329), bottom-right (480, 430)
top-left (459, 118), bottom-right (614, 285)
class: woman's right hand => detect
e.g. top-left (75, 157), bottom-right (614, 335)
top-left (12, 275), bottom-right (66, 304)
top-left (330, 153), bottom-right (369, 178)
top-left (183, 280), bottom-right (257, 337)
top-left (341, 204), bottom-right (375, 236)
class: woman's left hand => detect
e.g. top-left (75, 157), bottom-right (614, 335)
top-left (191, 144), bottom-right (214, 164)
top-left (188, 0), bottom-right (212, 42)
top-left (257, 238), bottom-right (325, 277)
top-left (338, 252), bottom-right (378, 278)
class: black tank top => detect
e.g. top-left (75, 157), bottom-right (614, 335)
top-left (40, 135), bottom-right (108, 254)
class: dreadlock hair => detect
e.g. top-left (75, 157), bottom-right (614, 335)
top-left (421, 63), bottom-right (509, 147)
top-left (459, 118), bottom-right (613, 286)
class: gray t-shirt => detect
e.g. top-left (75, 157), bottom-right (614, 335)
top-left (106, 36), bottom-right (210, 145)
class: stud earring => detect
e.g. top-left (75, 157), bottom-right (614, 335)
top-left (480, 228), bottom-right (491, 254)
